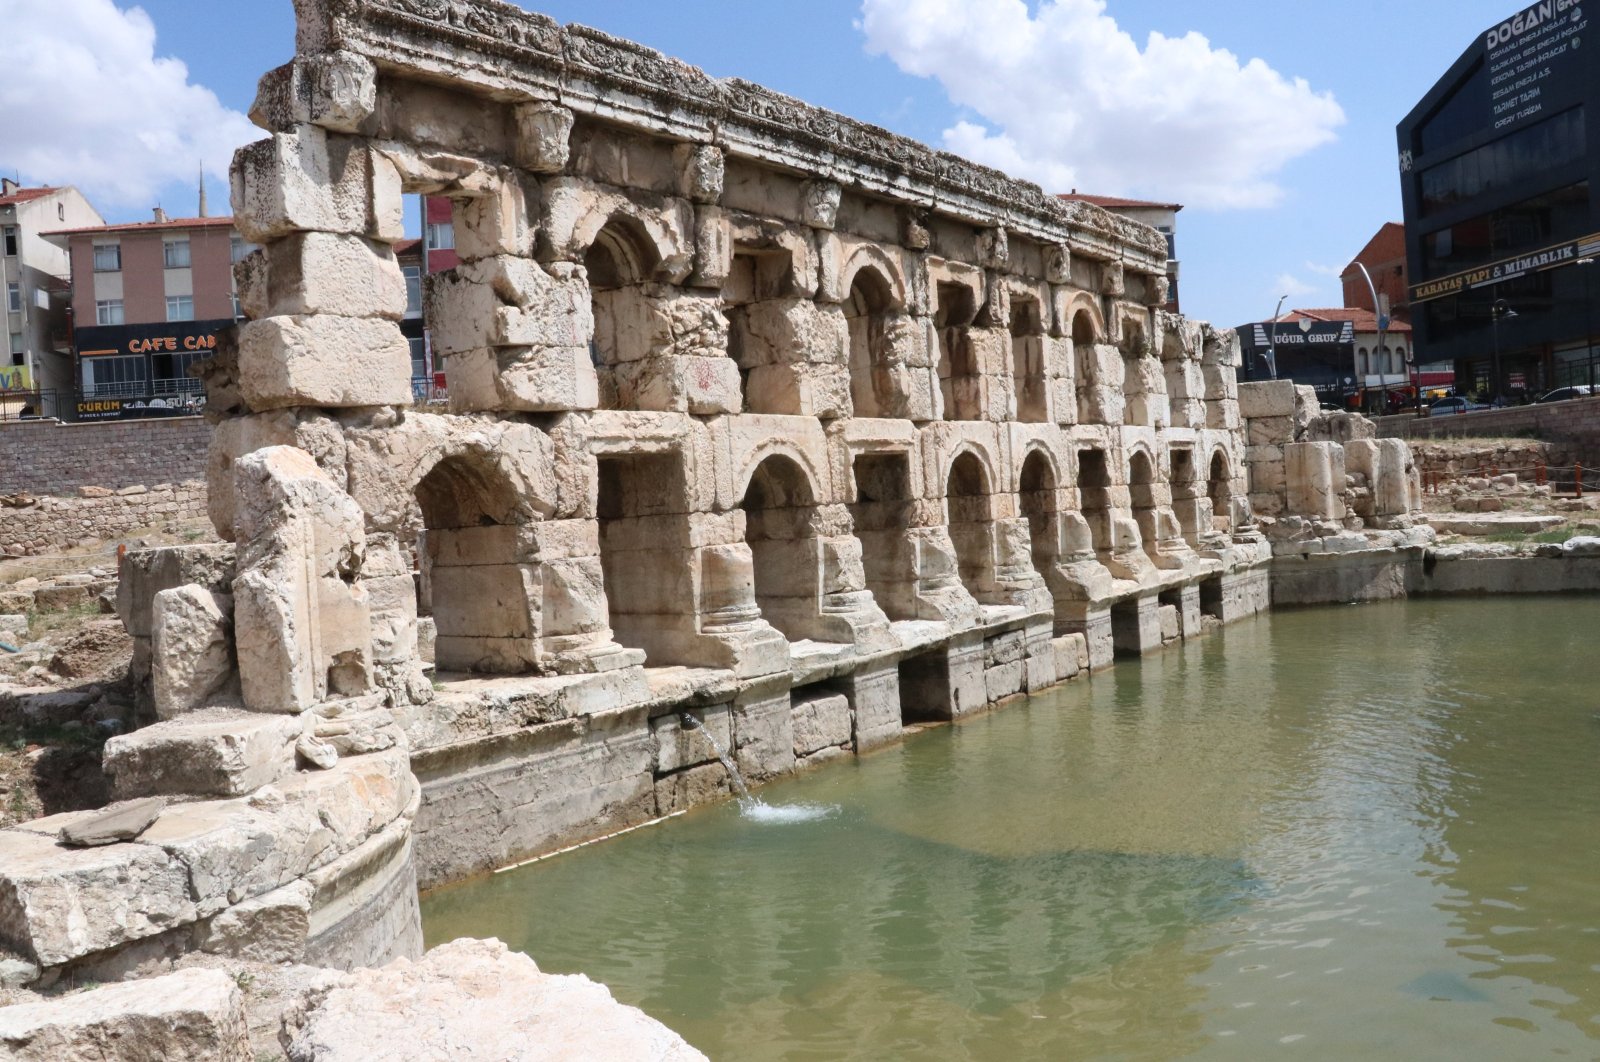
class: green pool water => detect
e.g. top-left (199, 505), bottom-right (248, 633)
top-left (421, 596), bottom-right (1600, 1060)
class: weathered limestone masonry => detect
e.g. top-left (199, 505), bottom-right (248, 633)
top-left (0, 418), bottom-right (210, 496)
top-left (1239, 379), bottom-right (1432, 605)
top-left (0, 0), bottom-right (1305, 987)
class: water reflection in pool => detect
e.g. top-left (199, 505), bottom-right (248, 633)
top-left (423, 597), bottom-right (1600, 1060)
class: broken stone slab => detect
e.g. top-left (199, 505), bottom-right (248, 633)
top-left (283, 938), bottom-right (706, 1062)
top-left (151, 585), bottom-right (236, 719)
top-left (116, 544), bottom-right (238, 639)
top-left (103, 709), bottom-right (303, 801)
top-left (0, 967), bottom-right (249, 1061)
top-left (58, 797), bottom-right (166, 848)
top-left (296, 733), bottom-right (339, 770)
top-left (196, 880), bottom-right (314, 964)
top-left (236, 231), bottom-right (408, 321)
top-left (0, 829), bottom-right (196, 967)
top-left (250, 51), bottom-right (378, 134)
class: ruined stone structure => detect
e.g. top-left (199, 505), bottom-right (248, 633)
top-left (4, 0), bottom-right (1433, 989)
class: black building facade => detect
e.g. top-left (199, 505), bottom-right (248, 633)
top-left (1236, 320), bottom-right (1356, 401)
top-left (1399, 0), bottom-right (1600, 399)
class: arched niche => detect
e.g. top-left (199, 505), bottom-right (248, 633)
top-left (1011, 292), bottom-right (1048, 423)
top-left (586, 215), bottom-right (663, 411)
top-left (1018, 448), bottom-right (1061, 577)
top-left (415, 451), bottom-right (539, 674)
top-left (1209, 450), bottom-right (1235, 536)
top-left (741, 453), bottom-right (824, 642)
top-left (1071, 307), bottom-right (1100, 423)
top-left (844, 266), bottom-right (899, 418)
top-left (935, 281), bottom-right (982, 421)
top-left (946, 450), bottom-right (997, 602)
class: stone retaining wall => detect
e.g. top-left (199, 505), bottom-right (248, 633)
top-left (0, 484), bottom-right (209, 557)
top-left (1376, 396), bottom-right (1600, 467)
top-left (0, 418), bottom-right (210, 496)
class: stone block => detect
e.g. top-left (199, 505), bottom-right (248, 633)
top-left (445, 346), bottom-right (598, 413)
top-left (196, 880), bottom-right (313, 963)
top-left (230, 126), bottom-right (401, 244)
top-left (283, 938), bottom-right (705, 1062)
top-left (791, 692), bottom-right (851, 757)
top-left (847, 665), bottom-right (901, 751)
top-left (456, 173), bottom-right (535, 262)
top-left (1237, 379), bottom-right (1298, 419)
top-left (236, 232), bottom-right (407, 320)
top-left (513, 101), bottom-right (575, 173)
top-left (151, 585), bottom-right (236, 718)
top-left (427, 256), bottom-right (592, 356)
top-left (103, 709), bottom-right (303, 800)
top-left (652, 706), bottom-right (733, 774)
top-left (0, 967), bottom-right (248, 1061)
top-left (57, 798), bottom-right (165, 848)
top-left (237, 314), bottom-right (413, 410)
top-left (732, 688), bottom-right (795, 781)
top-left (250, 51), bottom-right (377, 134)
top-left (0, 829), bottom-right (196, 967)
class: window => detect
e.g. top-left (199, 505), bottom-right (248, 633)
top-left (1422, 181), bottom-right (1590, 277)
top-left (426, 221), bottom-right (455, 250)
top-left (402, 264), bottom-right (423, 314)
top-left (151, 350), bottom-right (204, 395)
top-left (230, 236), bottom-right (257, 264)
top-left (163, 239), bottom-right (191, 269)
top-left (93, 243), bottom-right (121, 272)
top-left (81, 354), bottom-right (146, 397)
top-left (2, 227), bottom-right (16, 257)
top-left (9, 332), bottom-right (22, 355)
top-left (96, 299), bottom-right (124, 326)
top-left (166, 295), bottom-right (194, 322)
top-left (231, 290), bottom-right (243, 319)
top-left (408, 336), bottom-right (427, 380)
top-left (5, 284), bottom-right (18, 313)
top-left (1420, 107), bottom-right (1586, 216)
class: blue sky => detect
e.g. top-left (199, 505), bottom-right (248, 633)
top-left (0, 0), bottom-right (1529, 329)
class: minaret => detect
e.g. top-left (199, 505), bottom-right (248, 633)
top-left (198, 164), bottom-right (208, 218)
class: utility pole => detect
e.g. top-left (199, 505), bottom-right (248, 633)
top-left (1356, 263), bottom-right (1390, 414)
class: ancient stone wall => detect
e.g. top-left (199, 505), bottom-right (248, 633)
top-left (0, 485), bottom-right (209, 557)
top-left (0, 0), bottom-right (1303, 986)
top-left (0, 418), bottom-right (210, 496)
top-left (1376, 395), bottom-right (1600, 468)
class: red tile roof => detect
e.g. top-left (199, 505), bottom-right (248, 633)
top-left (393, 237), bottom-right (423, 257)
top-left (1274, 307), bottom-right (1412, 333)
top-left (44, 216), bottom-right (236, 238)
top-left (1343, 222), bottom-right (1406, 275)
top-left (0, 186), bottom-right (61, 208)
top-left (1058, 192), bottom-right (1183, 212)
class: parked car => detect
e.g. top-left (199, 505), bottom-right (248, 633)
top-left (1430, 396), bottom-right (1489, 414)
top-left (1535, 385), bottom-right (1597, 403)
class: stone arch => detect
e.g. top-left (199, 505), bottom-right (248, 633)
top-left (1017, 445), bottom-right (1062, 578)
top-left (571, 202), bottom-right (686, 282)
top-left (1069, 298), bottom-right (1105, 423)
top-left (1077, 446), bottom-right (1114, 555)
top-left (1010, 288), bottom-right (1049, 423)
top-left (586, 214), bottom-right (666, 410)
top-left (935, 280), bottom-right (982, 421)
top-left (1169, 447), bottom-right (1205, 544)
top-left (414, 449), bottom-right (540, 675)
top-left (1208, 448), bottom-right (1235, 535)
top-left (946, 448), bottom-right (998, 602)
top-left (741, 453), bottom-right (825, 641)
top-left (844, 264), bottom-right (902, 418)
top-left (839, 244), bottom-right (909, 311)
top-left (735, 439), bottom-right (831, 508)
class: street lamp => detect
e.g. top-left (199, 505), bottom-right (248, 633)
top-left (1577, 257), bottom-right (1596, 389)
top-left (1491, 298), bottom-right (1516, 405)
top-left (1355, 262), bottom-right (1390, 414)
top-left (1267, 294), bottom-right (1287, 380)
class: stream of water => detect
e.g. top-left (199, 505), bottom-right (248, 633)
top-left (423, 596), bottom-right (1600, 1060)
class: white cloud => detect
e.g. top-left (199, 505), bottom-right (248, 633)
top-left (0, 0), bottom-right (258, 211)
top-left (1304, 260), bottom-right (1345, 278)
top-left (1273, 274), bottom-right (1318, 301)
top-left (859, 0), bottom-right (1345, 210)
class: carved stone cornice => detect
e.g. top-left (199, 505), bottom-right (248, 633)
top-left (299, 0), bottom-right (1168, 269)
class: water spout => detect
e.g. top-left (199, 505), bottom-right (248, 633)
top-left (681, 713), bottom-right (755, 804)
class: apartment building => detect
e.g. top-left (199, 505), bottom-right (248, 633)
top-left (1058, 191), bottom-right (1183, 313)
top-left (48, 211), bottom-right (246, 420)
top-left (0, 181), bottom-right (104, 407)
